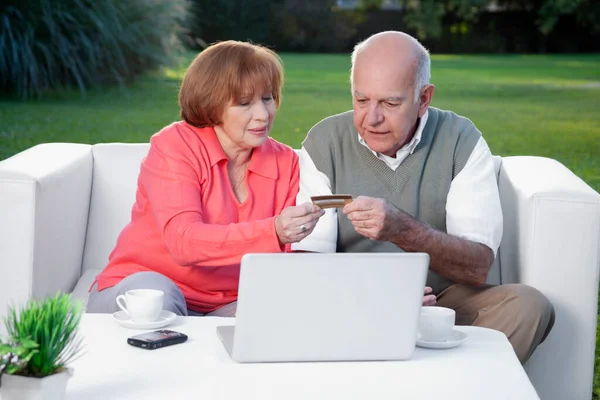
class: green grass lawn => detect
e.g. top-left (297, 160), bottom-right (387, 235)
top-left (1, 52), bottom-right (599, 395)
top-left (1, 53), bottom-right (598, 190)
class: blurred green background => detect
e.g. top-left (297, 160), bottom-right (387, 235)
top-left (2, 53), bottom-right (598, 193)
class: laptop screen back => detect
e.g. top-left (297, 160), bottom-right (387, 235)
top-left (230, 252), bottom-right (429, 362)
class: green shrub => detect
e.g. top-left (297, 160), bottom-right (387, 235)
top-left (182, 0), bottom-right (358, 53)
top-left (269, 0), bottom-right (356, 52)
top-left (1, 293), bottom-right (84, 378)
top-left (0, 0), bottom-right (187, 99)
top-left (183, 0), bottom-right (271, 49)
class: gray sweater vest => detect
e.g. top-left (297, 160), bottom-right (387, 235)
top-left (303, 107), bottom-right (481, 293)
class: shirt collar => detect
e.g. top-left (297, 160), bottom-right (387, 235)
top-left (247, 139), bottom-right (278, 180)
top-left (190, 125), bottom-right (228, 167)
top-left (358, 110), bottom-right (429, 158)
top-left (190, 124), bottom-right (277, 180)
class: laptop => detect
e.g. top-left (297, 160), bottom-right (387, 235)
top-left (217, 252), bottom-right (429, 363)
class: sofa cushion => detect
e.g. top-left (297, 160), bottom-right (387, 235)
top-left (81, 144), bottom-right (151, 274)
top-left (486, 155), bottom-right (502, 285)
top-left (71, 268), bottom-right (103, 307)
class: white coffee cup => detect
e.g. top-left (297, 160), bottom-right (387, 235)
top-left (116, 289), bottom-right (164, 323)
top-left (419, 306), bottom-right (456, 342)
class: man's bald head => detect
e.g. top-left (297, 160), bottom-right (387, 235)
top-left (350, 31), bottom-right (430, 103)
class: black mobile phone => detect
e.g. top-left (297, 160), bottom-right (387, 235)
top-left (127, 329), bottom-right (188, 350)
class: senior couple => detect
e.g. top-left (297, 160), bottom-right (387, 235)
top-left (86, 31), bottom-right (554, 364)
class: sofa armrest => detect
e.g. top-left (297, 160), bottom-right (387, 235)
top-left (498, 155), bottom-right (600, 400)
top-left (0, 143), bottom-right (93, 326)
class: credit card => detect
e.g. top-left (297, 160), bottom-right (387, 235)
top-left (311, 194), bottom-right (353, 209)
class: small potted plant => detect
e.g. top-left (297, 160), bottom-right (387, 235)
top-left (0, 292), bottom-right (84, 400)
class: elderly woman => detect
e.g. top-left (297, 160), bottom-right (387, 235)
top-left (87, 41), bottom-right (324, 317)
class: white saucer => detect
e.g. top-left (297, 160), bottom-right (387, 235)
top-left (112, 310), bottom-right (176, 330)
top-left (416, 329), bottom-right (468, 349)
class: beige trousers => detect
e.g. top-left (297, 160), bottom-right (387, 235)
top-left (436, 283), bottom-right (555, 364)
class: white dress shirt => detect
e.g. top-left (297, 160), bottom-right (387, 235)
top-left (291, 111), bottom-right (503, 257)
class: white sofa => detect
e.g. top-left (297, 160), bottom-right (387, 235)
top-left (1, 142), bottom-right (599, 399)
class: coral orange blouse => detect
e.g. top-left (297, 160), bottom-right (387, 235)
top-left (93, 121), bottom-right (299, 312)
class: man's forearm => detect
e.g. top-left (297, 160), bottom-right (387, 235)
top-left (391, 218), bottom-right (493, 287)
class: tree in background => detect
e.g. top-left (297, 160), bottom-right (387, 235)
top-left (270, 0), bottom-right (356, 52)
top-left (183, 0), bottom-right (271, 48)
top-left (536, 0), bottom-right (599, 35)
top-left (183, 0), bottom-right (357, 52)
top-left (401, 0), bottom-right (600, 40)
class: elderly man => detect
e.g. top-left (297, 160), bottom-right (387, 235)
top-left (292, 31), bottom-right (554, 364)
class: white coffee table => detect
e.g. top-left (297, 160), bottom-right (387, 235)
top-left (60, 314), bottom-right (538, 399)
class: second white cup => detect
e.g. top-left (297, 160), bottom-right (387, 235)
top-left (419, 306), bottom-right (455, 342)
top-left (116, 289), bottom-right (164, 323)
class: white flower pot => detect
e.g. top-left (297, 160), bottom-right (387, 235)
top-left (0, 369), bottom-right (72, 400)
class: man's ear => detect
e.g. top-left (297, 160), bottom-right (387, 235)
top-left (418, 84), bottom-right (435, 117)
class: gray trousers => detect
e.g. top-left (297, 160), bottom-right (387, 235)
top-left (86, 271), bottom-right (237, 317)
